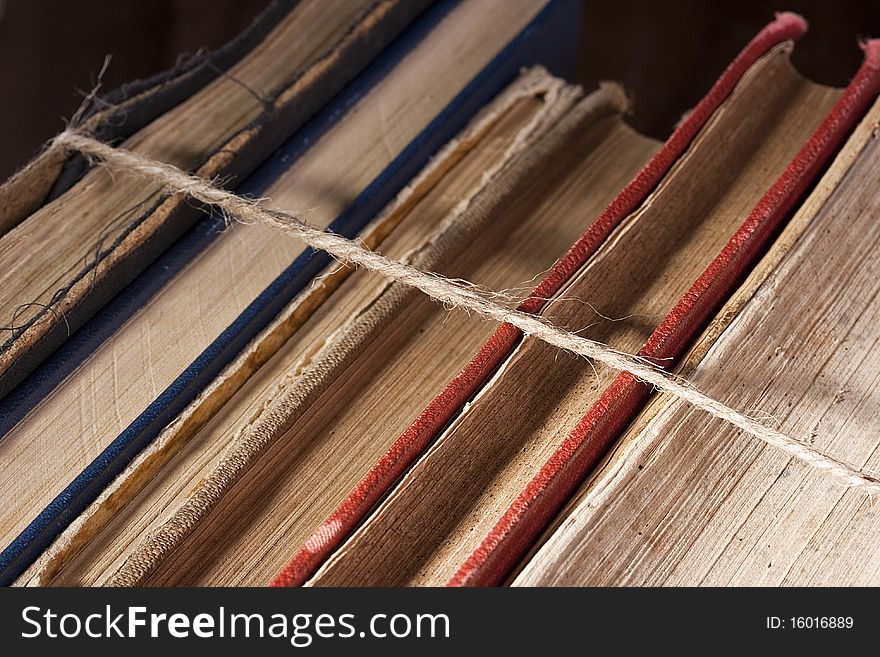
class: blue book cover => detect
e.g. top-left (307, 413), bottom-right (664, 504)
top-left (0, 0), bottom-right (581, 585)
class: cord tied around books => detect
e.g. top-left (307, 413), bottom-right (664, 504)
top-left (51, 129), bottom-right (880, 496)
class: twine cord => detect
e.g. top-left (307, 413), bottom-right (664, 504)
top-left (52, 130), bottom-right (880, 495)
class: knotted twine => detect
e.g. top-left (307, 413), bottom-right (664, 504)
top-left (52, 130), bottom-right (880, 495)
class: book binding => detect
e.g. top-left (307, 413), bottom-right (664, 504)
top-left (450, 37), bottom-right (880, 587)
top-left (272, 12), bottom-right (811, 587)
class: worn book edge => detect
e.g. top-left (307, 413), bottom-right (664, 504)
top-left (0, 0), bottom-right (430, 399)
top-left (286, 13), bottom-right (810, 587)
top-left (17, 68), bottom-right (578, 586)
top-left (511, 95), bottom-right (880, 586)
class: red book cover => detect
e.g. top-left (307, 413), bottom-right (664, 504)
top-left (272, 12), bottom-right (817, 588)
top-left (450, 37), bottom-right (880, 587)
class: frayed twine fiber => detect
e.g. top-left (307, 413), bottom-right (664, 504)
top-left (52, 130), bottom-right (880, 496)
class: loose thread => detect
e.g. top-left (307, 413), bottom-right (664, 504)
top-left (53, 130), bottom-right (880, 495)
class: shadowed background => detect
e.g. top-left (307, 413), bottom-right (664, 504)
top-left (0, 0), bottom-right (878, 181)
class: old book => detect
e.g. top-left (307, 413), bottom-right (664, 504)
top-left (22, 67), bottom-right (590, 586)
top-left (303, 28), bottom-right (877, 587)
top-left (0, 0), bottom-right (300, 232)
top-left (0, 0), bottom-right (431, 397)
top-left (77, 13), bottom-right (840, 587)
top-left (513, 96), bottom-right (880, 587)
top-left (1, 0), bottom-right (577, 584)
top-left (95, 77), bottom-right (654, 588)
top-left (3, 3), bottom-right (878, 591)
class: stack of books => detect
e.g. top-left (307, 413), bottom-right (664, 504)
top-left (0, 0), bottom-right (877, 587)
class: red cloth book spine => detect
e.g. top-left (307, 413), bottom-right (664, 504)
top-left (450, 38), bottom-right (880, 587)
top-left (271, 13), bottom-right (811, 588)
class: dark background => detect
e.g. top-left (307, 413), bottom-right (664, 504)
top-left (0, 0), bottom-right (878, 182)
